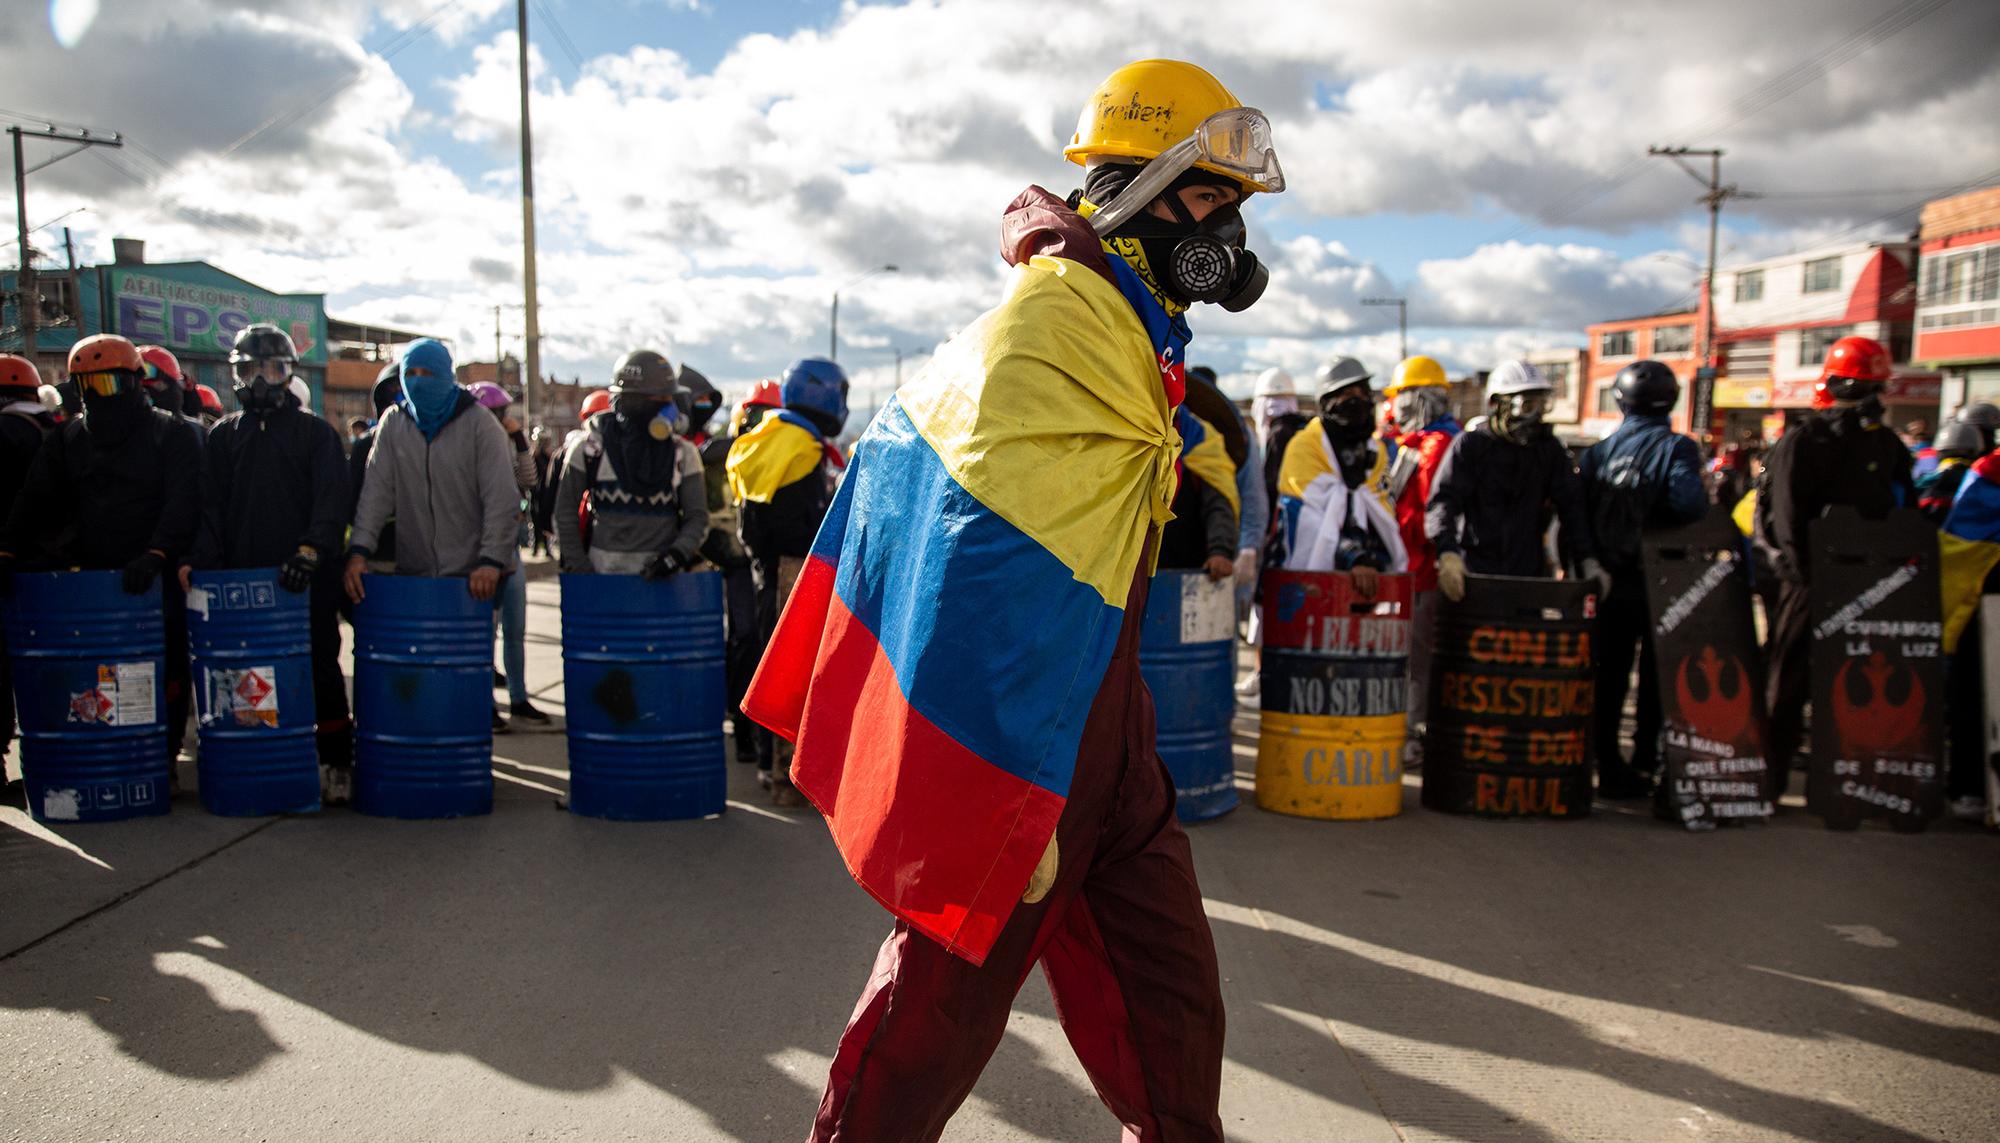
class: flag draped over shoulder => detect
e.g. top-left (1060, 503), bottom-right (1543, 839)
top-left (1939, 453), bottom-right (2000, 653)
top-left (1176, 407), bottom-right (1239, 517)
top-left (742, 254), bottom-right (1178, 966)
top-left (725, 411), bottom-right (825, 503)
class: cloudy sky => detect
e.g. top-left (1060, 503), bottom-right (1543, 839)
top-left (6, 0), bottom-right (1999, 403)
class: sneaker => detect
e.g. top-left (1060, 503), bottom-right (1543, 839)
top-left (320, 764), bottom-right (352, 807)
top-left (492, 709), bottom-right (511, 734)
top-left (509, 700), bottom-right (551, 725)
top-left (771, 779), bottom-right (807, 808)
top-left (1234, 671), bottom-right (1260, 698)
top-left (1950, 795), bottom-right (1987, 822)
top-left (756, 768), bottom-right (775, 791)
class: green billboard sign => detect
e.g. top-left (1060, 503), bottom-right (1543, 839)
top-left (109, 267), bottom-right (327, 364)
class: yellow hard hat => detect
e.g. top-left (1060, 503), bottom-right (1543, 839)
top-left (1384, 355), bottom-right (1448, 397)
top-left (1065, 59), bottom-right (1278, 194)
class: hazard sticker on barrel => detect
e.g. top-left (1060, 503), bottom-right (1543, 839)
top-left (208, 666), bottom-right (279, 728)
top-left (66, 662), bottom-right (155, 726)
top-left (1179, 574), bottom-right (1235, 644)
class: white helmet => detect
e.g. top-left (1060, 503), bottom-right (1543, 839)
top-left (1485, 359), bottom-right (1551, 401)
top-left (1252, 367), bottom-right (1295, 399)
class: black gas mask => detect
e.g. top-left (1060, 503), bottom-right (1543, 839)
top-left (231, 357), bottom-right (294, 414)
top-left (1084, 164), bottom-right (1268, 312)
top-left (1318, 385), bottom-right (1376, 445)
top-left (1490, 392), bottom-right (1552, 446)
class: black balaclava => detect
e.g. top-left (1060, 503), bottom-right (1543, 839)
top-left (1082, 162), bottom-right (1266, 311)
top-left (605, 395), bottom-right (677, 497)
top-left (1320, 390), bottom-right (1376, 486)
top-left (84, 382), bottom-right (151, 444)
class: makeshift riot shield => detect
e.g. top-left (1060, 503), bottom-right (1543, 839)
top-left (1422, 573), bottom-right (1595, 818)
top-left (1641, 507), bottom-right (1772, 828)
top-left (1807, 506), bottom-right (1945, 831)
top-left (1256, 570), bottom-right (1411, 820)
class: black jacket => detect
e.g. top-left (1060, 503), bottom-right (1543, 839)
top-left (1426, 425), bottom-right (1595, 577)
top-left (737, 470), bottom-right (831, 565)
top-left (191, 403), bottom-right (351, 570)
top-left (0, 404), bottom-right (57, 523)
top-left (1755, 407), bottom-right (1916, 584)
top-left (2, 408), bottom-right (202, 569)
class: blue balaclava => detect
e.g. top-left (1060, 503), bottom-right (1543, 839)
top-left (399, 338), bottom-right (459, 441)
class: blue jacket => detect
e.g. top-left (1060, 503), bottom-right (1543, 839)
top-left (1578, 413), bottom-right (1707, 577)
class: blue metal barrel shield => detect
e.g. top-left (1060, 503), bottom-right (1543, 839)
top-left (5, 571), bottom-right (169, 823)
top-left (352, 575), bottom-right (495, 819)
top-left (188, 569), bottom-right (319, 816)
top-left (1138, 569), bottom-right (1240, 821)
top-left (560, 571), bottom-right (727, 820)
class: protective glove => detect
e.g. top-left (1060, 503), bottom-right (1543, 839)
top-left (1022, 834), bottom-right (1059, 904)
top-left (1437, 551), bottom-right (1468, 603)
top-left (122, 550), bottom-right (166, 596)
top-left (1580, 556), bottom-right (1613, 602)
top-left (1232, 547), bottom-right (1259, 587)
top-left (279, 545), bottom-right (321, 594)
top-left (640, 551), bottom-right (685, 582)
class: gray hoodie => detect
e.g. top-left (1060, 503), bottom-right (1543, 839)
top-left (350, 398), bottom-right (520, 576)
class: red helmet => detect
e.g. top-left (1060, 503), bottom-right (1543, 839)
top-left (67, 333), bottom-right (143, 375)
top-left (579, 388), bottom-right (612, 419)
top-left (1815, 334), bottom-right (1894, 407)
top-left (0, 353), bottom-right (39, 392)
top-left (138, 345), bottom-right (188, 388)
top-left (744, 379), bottom-right (783, 409)
top-left (1819, 335), bottom-right (1893, 383)
top-left (194, 384), bottom-right (224, 417)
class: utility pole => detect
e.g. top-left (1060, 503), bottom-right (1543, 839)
top-left (1362, 296), bottom-right (1407, 361)
top-left (10, 122), bottom-right (121, 367)
top-left (515, 0), bottom-right (541, 428)
top-left (1648, 145), bottom-right (1748, 443)
top-left (829, 264), bottom-right (897, 363)
top-left (62, 226), bottom-right (78, 330)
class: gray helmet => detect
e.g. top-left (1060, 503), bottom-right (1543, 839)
top-left (230, 323), bottom-right (298, 364)
top-left (609, 348), bottom-right (680, 400)
top-left (1314, 356), bottom-right (1373, 401)
top-left (1935, 419), bottom-right (1985, 458)
top-left (1956, 402), bottom-right (2000, 431)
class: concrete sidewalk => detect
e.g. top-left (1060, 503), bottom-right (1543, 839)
top-left (2, 571), bottom-right (1996, 1141)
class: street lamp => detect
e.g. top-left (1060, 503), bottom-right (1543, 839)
top-left (1361, 296), bottom-right (1408, 363)
top-left (830, 264), bottom-right (897, 362)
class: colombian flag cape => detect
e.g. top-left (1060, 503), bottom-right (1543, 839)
top-left (743, 254), bottom-right (1179, 966)
top-left (1177, 407), bottom-right (1240, 517)
top-left (1939, 452), bottom-right (2000, 653)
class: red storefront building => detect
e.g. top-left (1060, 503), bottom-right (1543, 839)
top-left (1915, 187), bottom-right (2000, 411)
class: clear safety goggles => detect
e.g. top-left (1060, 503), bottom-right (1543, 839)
top-left (232, 356), bottom-right (294, 382)
top-left (73, 370), bottom-right (134, 397)
top-left (1089, 107), bottom-right (1285, 236)
top-left (1508, 392), bottom-right (1553, 417)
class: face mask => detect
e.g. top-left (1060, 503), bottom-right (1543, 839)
top-left (615, 395), bottom-right (682, 440)
top-left (1491, 393), bottom-right (1549, 445)
top-left (1090, 165), bottom-right (1269, 312)
top-left (82, 386), bottom-right (148, 442)
top-left (234, 377), bottom-right (289, 413)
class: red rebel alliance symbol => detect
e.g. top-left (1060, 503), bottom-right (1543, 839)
top-left (1674, 646), bottom-right (1752, 744)
top-left (1830, 652), bottom-right (1925, 755)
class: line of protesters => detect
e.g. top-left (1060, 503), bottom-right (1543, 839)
top-left (0, 326), bottom-right (851, 811)
top-left (1219, 334), bottom-right (1990, 822)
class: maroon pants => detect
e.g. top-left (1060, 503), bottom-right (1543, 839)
top-left (808, 577), bottom-right (1225, 1142)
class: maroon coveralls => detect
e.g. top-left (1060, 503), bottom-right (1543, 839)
top-left (808, 556), bottom-right (1226, 1142)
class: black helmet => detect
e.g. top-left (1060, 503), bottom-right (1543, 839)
top-left (609, 349), bottom-right (681, 401)
top-left (229, 323), bottom-right (298, 363)
top-left (1612, 359), bottom-right (1680, 415)
top-left (1935, 419), bottom-right (1985, 458)
top-left (1956, 402), bottom-right (2000, 452)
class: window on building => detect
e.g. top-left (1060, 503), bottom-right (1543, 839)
top-left (1922, 246), bottom-right (2000, 308)
top-left (1599, 330), bottom-right (1634, 358)
top-left (1799, 325), bottom-right (1853, 366)
top-left (1596, 382), bottom-right (1622, 415)
top-left (1723, 338), bottom-right (1773, 378)
top-left (1802, 256), bottom-right (1842, 294)
top-left (1651, 324), bottom-right (1693, 356)
top-left (1734, 270), bottom-right (1764, 303)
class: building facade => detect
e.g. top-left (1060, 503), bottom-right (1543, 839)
top-left (1914, 186), bottom-right (2000, 413)
top-left (1580, 310), bottom-right (1700, 441)
top-left (1708, 240), bottom-right (1935, 442)
top-left (1525, 346), bottom-right (1589, 440)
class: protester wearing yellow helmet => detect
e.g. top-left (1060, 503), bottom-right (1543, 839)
top-left (763, 57), bottom-right (1282, 1142)
top-left (1378, 354), bottom-right (1462, 754)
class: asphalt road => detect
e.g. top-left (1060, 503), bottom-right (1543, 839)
top-left (2, 570), bottom-right (1995, 1142)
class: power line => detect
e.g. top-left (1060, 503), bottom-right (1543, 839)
top-left (530, 0), bottom-right (586, 75)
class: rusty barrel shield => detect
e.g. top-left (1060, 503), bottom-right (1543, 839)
top-left (1255, 571), bottom-right (1410, 820)
top-left (1422, 574), bottom-right (1595, 818)
top-left (1808, 506), bottom-right (1945, 831)
top-left (1642, 508), bottom-right (1772, 828)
